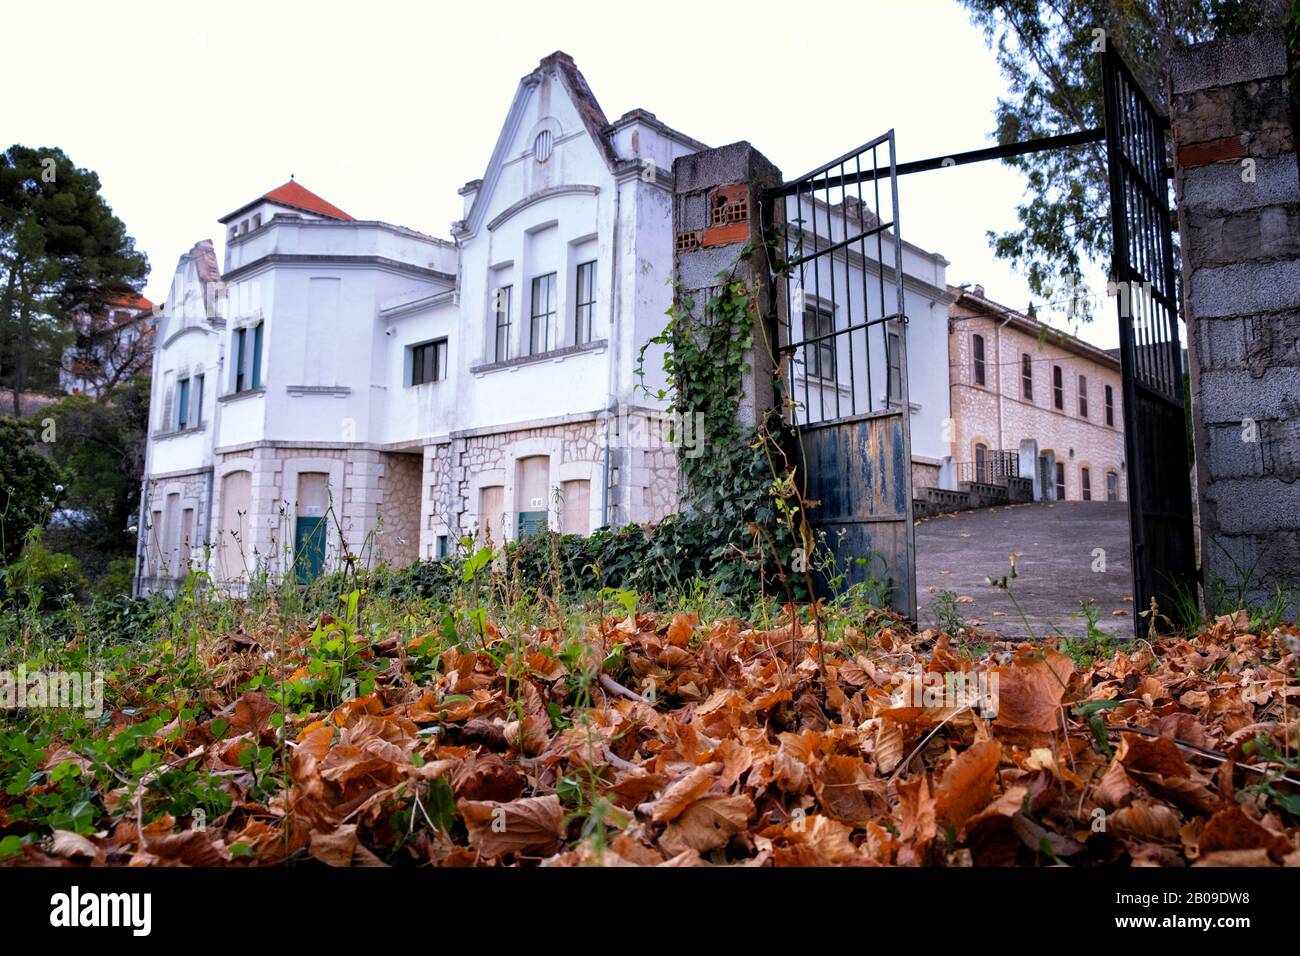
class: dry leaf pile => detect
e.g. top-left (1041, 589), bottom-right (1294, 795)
top-left (7, 606), bottom-right (1300, 867)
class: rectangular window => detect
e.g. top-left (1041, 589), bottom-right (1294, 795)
top-left (493, 285), bottom-right (513, 362)
top-left (436, 534), bottom-right (449, 559)
top-left (410, 338), bottom-right (448, 386)
top-left (1106, 471), bottom-right (1118, 501)
top-left (235, 328), bottom-right (246, 392)
top-left (1055, 461), bottom-right (1066, 500)
top-left (150, 509), bottom-right (163, 575)
top-left (1021, 354), bottom-right (1033, 400)
top-left (1078, 375), bottom-right (1089, 418)
top-left (887, 330), bottom-right (902, 402)
top-left (252, 213), bottom-right (262, 229)
top-left (1105, 384), bottom-right (1115, 426)
top-left (802, 307), bottom-right (835, 382)
top-left (529, 272), bottom-right (557, 355)
top-left (181, 508), bottom-right (195, 556)
top-left (574, 260), bottom-right (596, 345)
top-left (251, 322), bottom-right (263, 389)
top-left (1081, 467), bottom-right (1092, 500)
top-left (973, 333), bottom-right (986, 386)
top-left (192, 374), bottom-right (204, 427)
top-left (1052, 365), bottom-right (1064, 410)
top-left (176, 377), bottom-right (190, 429)
top-left (235, 322), bottom-right (264, 393)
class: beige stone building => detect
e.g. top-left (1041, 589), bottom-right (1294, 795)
top-left (947, 286), bottom-right (1128, 503)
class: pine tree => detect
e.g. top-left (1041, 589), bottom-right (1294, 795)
top-left (0, 145), bottom-right (149, 414)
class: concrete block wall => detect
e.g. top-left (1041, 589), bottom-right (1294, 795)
top-left (1172, 25), bottom-right (1300, 612)
top-left (672, 142), bottom-right (783, 433)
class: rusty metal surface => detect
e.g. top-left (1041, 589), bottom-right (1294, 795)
top-left (798, 408), bottom-right (916, 618)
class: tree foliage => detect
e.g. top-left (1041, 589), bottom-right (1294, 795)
top-left (35, 375), bottom-right (151, 580)
top-left (958, 0), bottom-right (1274, 309)
top-left (0, 145), bottom-right (148, 413)
top-left (0, 417), bottom-right (63, 564)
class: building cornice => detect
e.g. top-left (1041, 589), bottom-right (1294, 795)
top-left (160, 322), bottom-right (218, 350)
top-left (485, 185), bottom-right (601, 232)
top-left (380, 289), bottom-right (458, 320)
top-left (222, 254), bottom-right (455, 285)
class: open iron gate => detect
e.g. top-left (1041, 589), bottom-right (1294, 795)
top-left (769, 131), bottom-right (916, 620)
top-left (1101, 47), bottom-right (1198, 635)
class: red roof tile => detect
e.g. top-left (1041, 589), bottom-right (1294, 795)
top-left (261, 180), bottom-right (353, 221)
top-left (109, 292), bottom-right (153, 311)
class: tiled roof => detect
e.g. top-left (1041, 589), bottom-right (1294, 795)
top-left (260, 180), bottom-right (353, 221)
top-left (220, 179), bottom-right (353, 223)
top-left (108, 292), bottom-right (153, 311)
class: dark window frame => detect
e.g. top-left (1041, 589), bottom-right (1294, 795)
top-left (410, 337), bottom-right (448, 386)
top-left (1081, 466), bottom-right (1092, 500)
top-left (973, 333), bottom-right (986, 386)
top-left (574, 260), bottom-right (596, 345)
top-left (802, 306), bottom-right (836, 382)
top-left (234, 322), bottom-right (264, 393)
top-left (1052, 364), bottom-right (1064, 410)
top-left (1021, 353), bottom-right (1033, 400)
top-left (1078, 374), bottom-right (1089, 418)
top-left (529, 272), bottom-right (557, 355)
top-left (494, 284), bottom-right (513, 362)
top-left (1105, 384), bottom-right (1115, 426)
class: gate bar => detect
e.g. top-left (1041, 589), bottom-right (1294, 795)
top-left (789, 127), bottom-right (1108, 193)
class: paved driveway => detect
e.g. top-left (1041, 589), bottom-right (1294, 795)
top-left (915, 500), bottom-right (1134, 639)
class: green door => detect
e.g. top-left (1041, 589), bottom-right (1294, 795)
top-left (517, 511), bottom-right (548, 540)
top-left (294, 516), bottom-right (326, 583)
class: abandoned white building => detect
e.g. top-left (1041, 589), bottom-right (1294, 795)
top-left (135, 52), bottom-right (955, 594)
top-left (61, 291), bottom-right (156, 399)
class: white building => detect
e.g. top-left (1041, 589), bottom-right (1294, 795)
top-left (135, 51), bottom-right (953, 594)
top-left (61, 291), bottom-right (156, 399)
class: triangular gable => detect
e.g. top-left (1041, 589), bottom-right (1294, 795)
top-left (461, 52), bottom-right (616, 238)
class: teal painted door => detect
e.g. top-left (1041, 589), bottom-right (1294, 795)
top-left (517, 511), bottom-right (548, 540)
top-left (294, 516), bottom-right (326, 583)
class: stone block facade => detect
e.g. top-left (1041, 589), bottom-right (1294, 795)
top-left (1172, 25), bottom-right (1300, 612)
top-left (419, 412), bottom-right (679, 559)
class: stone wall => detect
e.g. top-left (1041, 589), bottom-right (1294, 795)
top-left (377, 452), bottom-right (422, 567)
top-left (1171, 24), bottom-right (1300, 612)
top-left (140, 468), bottom-right (211, 592)
top-left (195, 444), bottom-right (428, 588)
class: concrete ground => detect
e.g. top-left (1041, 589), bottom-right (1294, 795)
top-left (915, 500), bottom-right (1135, 639)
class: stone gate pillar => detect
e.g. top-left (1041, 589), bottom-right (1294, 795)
top-left (1170, 22), bottom-right (1300, 614)
top-left (672, 142), bottom-right (783, 428)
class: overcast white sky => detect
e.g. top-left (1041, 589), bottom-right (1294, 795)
top-left (2, 0), bottom-right (1119, 348)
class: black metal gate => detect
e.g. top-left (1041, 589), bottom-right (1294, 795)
top-left (1101, 47), bottom-right (1198, 634)
top-left (769, 131), bottom-right (916, 620)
